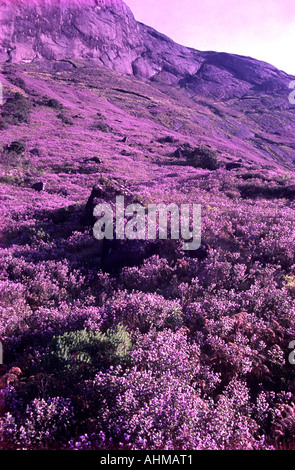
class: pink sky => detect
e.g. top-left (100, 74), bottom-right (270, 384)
top-left (125, 0), bottom-right (295, 75)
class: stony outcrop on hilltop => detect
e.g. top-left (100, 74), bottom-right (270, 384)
top-left (1, 0), bottom-right (295, 169)
top-left (0, 0), bottom-right (142, 74)
top-left (0, 0), bottom-right (293, 98)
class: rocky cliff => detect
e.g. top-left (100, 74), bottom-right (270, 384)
top-left (0, 0), bottom-right (141, 74)
top-left (1, 0), bottom-right (293, 99)
top-left (1, 0), bottom-right (295, 170)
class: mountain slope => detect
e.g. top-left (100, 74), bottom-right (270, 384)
top-left (1, 0), bottom-right (295, 171)
top-left (3, 0), bottom-right (295, 452)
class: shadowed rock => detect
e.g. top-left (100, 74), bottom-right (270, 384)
top-left (88, 157), bottom-right (102, 164)
top-left (29, 148), bottom-right (40, 156)
top-left (32, 182), bottom-right (45, 191)
top-left (84, 181), bottom-right (133, 226)
top-left (226, 162), bottom-right (242, 170)
top-left (101, 238), bottom-right (182, 273)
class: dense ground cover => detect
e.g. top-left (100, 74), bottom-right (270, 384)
top-left (1, 62), bottom-right (295, 450)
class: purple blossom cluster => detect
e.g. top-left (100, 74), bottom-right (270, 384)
top-left (1, 199), bottom-right (295, 450)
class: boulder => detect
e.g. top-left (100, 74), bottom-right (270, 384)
top-left (32, 182), bottom-right (45, 191)
top-left (226, 162), bottom-right (242, 170)
top-left (29, 147), bottom-right (39, 156)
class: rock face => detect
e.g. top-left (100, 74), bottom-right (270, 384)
top-left (0, 0), bottom-right (141, 74)
top-left (1, 0), bottom-right (295, 170)
top-left (1, 0), bottom-right (293, 98)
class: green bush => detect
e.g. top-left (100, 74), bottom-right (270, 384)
top-left (10, 76), bottom-right (27, 90)
top-left (57, 113), bottom-right (74, 125)
top-left (188, 146), bottom-right (219, 170)
top-left (92, 120), bottom-right (113, 133)
top-left (4, 141), bottom-right (26, 155)
top-left (1, 92), bottom-right (31, 126)
top-left (46, 98), bottom-right (63, 109)
top-left (1, 140), bottom-right (28, 171)
top-left (48, 325), bottom-right (132, 375)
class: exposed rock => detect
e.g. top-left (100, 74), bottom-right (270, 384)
top-left (1, 0), bottom-right (295, 173)
top-left (0, 0), bottom-right (293, 102)
top-left (0, 0), bottom-right (139, 73)
top-left (32, 181), bottom-right (45, 191)
top-left (29, 147), bottom-right (40, 156)
top-left (226, 162), bottom-right (242, 170)
top-left (84, 181), bottom-right (132, 225)
top-left (88, 156), bottom-right (102, 164)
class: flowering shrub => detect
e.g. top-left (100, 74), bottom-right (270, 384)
top-left (1, 59), bottom-right (295, 451)
top-left (131, 328), bottom-right (200, 380)
top-left (89, 367), bottom-right (211, 450)
top-left (100, 290), bottom-right (183, 332)
top-left (1, 397), bottom-right (74, 449)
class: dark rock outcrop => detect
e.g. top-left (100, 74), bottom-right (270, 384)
top-left (84, 180), bottom-right (133, 225)
top-left (32, 181), bottom-right (45, 191)
top-left (173, 144), bottom-right (219, 170)
top-left (226, 162), bottom-right (242, 170)
top-left (29, 147), bottom-right (40, 156)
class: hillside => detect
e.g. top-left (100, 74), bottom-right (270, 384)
top-left (1, 0), bottom-right (295, 170)
top-left (1, 0), bottom-right (295, 451)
